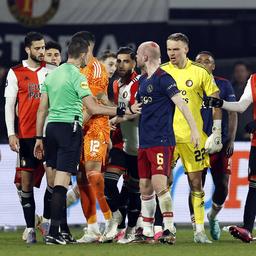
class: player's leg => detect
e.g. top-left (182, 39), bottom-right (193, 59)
top-left (104, 147), bottom-right (126, 229)
top-left (150, 146), bottom-right (176, 244)
top-left (188, 169), bottom-right (207, 232)
top-left (19, 138), bottom-right (40, 244)
top-left (207, 149), bottom-right (230, 240)
top-left (136, 148), bottom-right (155, 242)
top-left (177, 141), bottom-right (212, 243)
top-left (77, 167), bottom-right (100, 243)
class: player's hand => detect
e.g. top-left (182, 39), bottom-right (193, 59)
top-left (245, 120), bottom-right (256, 134)
top-left (225, 140), bottom-right (234, 158)
top-left (126, 102), bottom-right (142, 115)
top-left (8, 135), bottom-right (20, 152)
top-left (33, 139), bottom-right (44, 160)
top-left (205, 126), bottom-right (223, 154)
top-left (109, 116), bottom-right (118, 130)
top-left (203, 97), bottom-right (223, 108)
top-left (190, 129), bottom-right (200, 149)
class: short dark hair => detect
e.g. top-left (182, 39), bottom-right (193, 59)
top-left (24, 32), bottom-right (44, 47)
top-left (197, 51), bottom-right (215, 60)
top-left (232, 60), bottom-right (251, 71)
top-left (99, 50), bottom-right (116, 61)
top-left (68, 38), bottom-right (89, 58)
top-left (167, 33), bottom-right (189, 46)
top-left (45, 41), bottom-right (62, 53)
top-left (71, 31), bottom-right (95, 44)
top-left (117, 47), bottom-right (136, 60)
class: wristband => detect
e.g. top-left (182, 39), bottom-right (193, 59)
top-left (35, 136), bottom-right (43, 140)
top-left (116, 106), bottom-right (126, 117)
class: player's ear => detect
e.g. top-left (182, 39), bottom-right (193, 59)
top-left (25, 46), bottom-right (30, 55)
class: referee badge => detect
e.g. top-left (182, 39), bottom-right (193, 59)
top-left (80, 82), bottom-right (89, 89)
top-left (186, 80), bottom-right (193, 87)
top-left (21, 158), bottom-right (26, 167)
top-left (147, 84), bottom-right (154, 93)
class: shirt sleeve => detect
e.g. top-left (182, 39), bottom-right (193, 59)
top-left (203, 71), bottom-right (219, 96)
top-left (4, 68), bottom-right (18, 97)
top-left (159, 73), bottom-right (180, 98)
top-left (224, 80), bottom-right (236, 102)
top-left (239, 77), bottom-right (253, 103)
top-left (74, 74), bottom-right (92, 98)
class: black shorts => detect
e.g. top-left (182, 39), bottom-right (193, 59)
top-left (19, 138), bottom-right (42, 170)
top-left (249, 146), bottom-right (256, 182)
top-left (45, 122), bottom-right (82, 174)
top-left (108, 147), bottom-right (138, 179)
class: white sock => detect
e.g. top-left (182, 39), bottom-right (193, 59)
top-left (141, 194), bottom-right (156, 237)
top-left (158, 191), bottom-right (174, 231)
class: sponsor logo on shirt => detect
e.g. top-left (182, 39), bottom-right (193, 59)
top-left (28, 83), bottom-right (41, 99)
top-left (141, 96), bottom-right (152, 105)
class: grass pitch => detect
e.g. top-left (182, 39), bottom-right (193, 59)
top-left (0, 227), bottom-right (255, 256)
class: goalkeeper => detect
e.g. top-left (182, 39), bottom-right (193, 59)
top-left (204, 73), bottom-right (256, 243)
top-left (188, 51), bottom-right (237, 241)
top-left (161, 33), bottom-right (222, 243)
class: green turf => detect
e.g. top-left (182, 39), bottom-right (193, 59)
top-left (0, 227), bottom-right (254, 256)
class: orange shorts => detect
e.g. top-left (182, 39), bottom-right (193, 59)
top-left (83, 129), bottom-right (109, 165)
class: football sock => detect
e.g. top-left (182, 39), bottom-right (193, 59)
top-left (127, 191), bottom-right (141, 228)
top-left (49, 185), bottom-right (67, 236)
top-left (141, 194), bottom-right (156, 237)
top-left (104, 172), bottom-right (121, 211)
top-left (21, 190), bottom-right (35, 228)
top-left (43, 185), bottom-right (53, 220)
top-left (191, 191), bottom-right (205, 232)
top-left (60, 201), bottom-right (70, 234)
top-left (78, 180), bottom-right (97, 224)
top-left (118, 184), bottom-right (129, 229)
top-left (88, 171), bottom-right (112, 220)
top-left (158, 189), bottom-right (174, 231)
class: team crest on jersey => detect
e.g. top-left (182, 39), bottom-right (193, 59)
top-left (186, 80), bottom-right (193, 87)
top-left (7, 0), bottom-right (60, 28)
top-left (147, 84), bottom-right (154, 93)
top-left (122, 91), bottom-right (128, 99)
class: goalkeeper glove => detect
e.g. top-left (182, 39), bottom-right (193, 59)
top-left (205, 120), bottom-right (223, 154)
top-left (204, 97), bottom-right (223, 108)
top-left (245, 120), bottom-right (256, 133)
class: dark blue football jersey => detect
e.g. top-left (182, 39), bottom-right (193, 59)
top-left (137, 68), bottom-right (179, 148)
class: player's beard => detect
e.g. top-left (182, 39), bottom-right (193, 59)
top-left (119, 69), bottom-right (133, 80)
top-left (30, 53), bottom-right (44, 64)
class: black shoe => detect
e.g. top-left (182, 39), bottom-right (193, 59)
top-left (45, 234), bottom-right (67, 245)
top-left (133, 234), bottom-right (154, 244)
top-left (158, 229), bottom-right (176, 245)
top-left (61, 232), bottom-right (77, 244)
